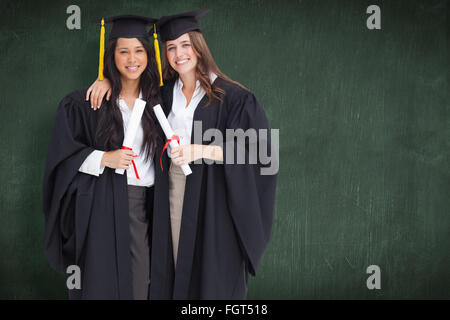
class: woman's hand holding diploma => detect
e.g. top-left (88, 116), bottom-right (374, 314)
top-left (170, 144), bottom-right (223, 166)
top-left (101, 149), bottom-right (138, 170)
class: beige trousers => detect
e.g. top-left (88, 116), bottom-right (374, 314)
top-left (169, 161), bottom-right (186, 268)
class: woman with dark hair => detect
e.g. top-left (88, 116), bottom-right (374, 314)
top-left (87, 9), bottom-right (278, 299)
top-left (42, 15), bottom-right (162, 299)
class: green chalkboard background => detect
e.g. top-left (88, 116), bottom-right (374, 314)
top-left (0, 0), bottom-right (448, 299)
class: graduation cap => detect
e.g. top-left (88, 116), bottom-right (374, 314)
top-left (104, 14), bottom-right (157, 39)
top-left (97, 14), bottom-right (163, 86)
top-left (157, 8), bottom-right (211, 42)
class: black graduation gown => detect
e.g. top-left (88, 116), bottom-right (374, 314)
top-left (150, 77), bottom-right (278, 299)
top-left (42, 89), bottom-right (150, 299)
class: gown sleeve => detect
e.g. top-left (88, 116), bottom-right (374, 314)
top-left (222, 88), bottom-right (278, 276)
top-left (42, 92), bottom-right (96, 274)
top-left (78, 150), bottom-right (106, 176)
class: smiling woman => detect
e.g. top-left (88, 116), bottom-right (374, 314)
top-left (152, 10), bottom-right (277, 299)
top-left (165, 34), bottom-right (198, 86)
top-left (42, 15), bottom-right (162, 300)
top-left (114, 38), bottom-right (148, 81)
top-left (112, 38), bottom-right (149, 109)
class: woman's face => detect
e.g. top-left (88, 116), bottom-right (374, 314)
top-left (114, 37), bottom-right (148, 81)
top-left (166, 33), bottom-right (198, 77)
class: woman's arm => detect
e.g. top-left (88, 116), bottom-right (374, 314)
top-left (85, 78), bottom-right (112, 109)
top-left (170, 144), bottom-right (223, 166)
top-left (79, 148), bottom-right (137, 176)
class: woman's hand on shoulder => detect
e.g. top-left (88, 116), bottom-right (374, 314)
top-left (101, 149), bottom-right (138, 170)
top-left (86, 78), bottom-right (112, 110)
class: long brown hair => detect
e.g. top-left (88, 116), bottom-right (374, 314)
top-left (161, 31), bottom-right (246, 105)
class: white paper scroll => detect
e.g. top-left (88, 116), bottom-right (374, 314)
top-left (116, 98), bottom-right (146, 175)
top-left (153, 104), bottom-right (192, 176)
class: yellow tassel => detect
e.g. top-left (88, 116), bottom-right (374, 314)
top-left (98, 18), bottom-right (105, 80)
top-left (153, 24), bottom-right (164, 86)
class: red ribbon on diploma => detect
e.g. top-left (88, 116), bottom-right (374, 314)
top-left (160, 134), bottom-right (180, 171)
top-left (121, 146), bottom-right (140, 180)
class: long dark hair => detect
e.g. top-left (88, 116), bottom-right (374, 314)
top-left (94, 37), bottom-right (162, 162)
top-left (162, 31), bottom-right (247, 106)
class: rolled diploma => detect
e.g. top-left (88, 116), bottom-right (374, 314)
top-left (116, 98), bottom-right (146, 175)
top-left (153, 104), bottom-right (192, 176)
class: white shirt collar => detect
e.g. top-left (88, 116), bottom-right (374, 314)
top-left (118, 90), bottom-right (143, 112)
top-left (209, 72), bottom-right (218, 84)
top-left (175, 72), bottom-right (218, 91)
top-left (171, 72), bottom-right (218, 116)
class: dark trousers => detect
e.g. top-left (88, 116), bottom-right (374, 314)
top-left (127, 185), bottom-right (153, 300)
